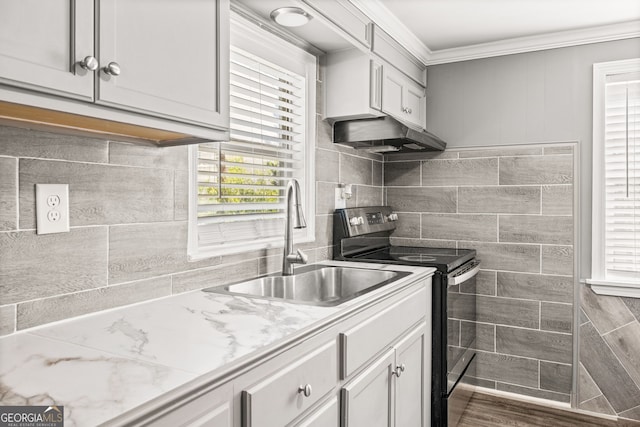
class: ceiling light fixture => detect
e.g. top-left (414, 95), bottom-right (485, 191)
top-left (270, 7), bottom-right (312, 27)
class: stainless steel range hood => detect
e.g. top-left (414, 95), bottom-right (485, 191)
top-left (332, 116), bottom-right (446, 153)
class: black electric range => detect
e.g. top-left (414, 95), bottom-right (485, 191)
top-left (333, 206), bottom-right (480, 427)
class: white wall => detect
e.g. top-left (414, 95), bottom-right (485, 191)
top-left (424, 37), bottom-right (640, 279)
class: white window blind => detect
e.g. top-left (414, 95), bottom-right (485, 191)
top-left (604, 75), bottom-right (640, 278)
top-left (196, 46), bottom-right (307, 249)
top-left (590, 59), bottom-right (640, 297)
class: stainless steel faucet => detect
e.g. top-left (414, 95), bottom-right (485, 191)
top-left (282, 179), bottom-right (308, 275)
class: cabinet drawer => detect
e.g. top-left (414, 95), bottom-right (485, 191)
top-left (141, 383), bottom-right (232, 427)
top-left (340, 285), bottom-right (426, 379)
top-left (295, 395), bottom-right (339, 427)
top-left (243, 341), bottom-right (337, 427)
top-left (371, 26), bottom-right (425, 85)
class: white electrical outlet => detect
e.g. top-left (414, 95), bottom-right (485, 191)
top-left (36, 184), bottom-right (70, 235)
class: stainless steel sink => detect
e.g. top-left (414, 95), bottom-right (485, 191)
top-left (203, 265), bottom-right (411, 306)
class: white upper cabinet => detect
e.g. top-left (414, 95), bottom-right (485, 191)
top-left (381, 65), bottom-right (426, 129)
top-left (324, 48), bottom-right (385, 121)
top-left (324, 48), bottom-right (426, 130)
top-left (370, 25), bottom-right (426, 86)
top-left (0, 0), bottom-right (94, 100)
top-left (96, 0), bottom-right (228, 127)
top-left (0, 0), bottom-right (229, 145)
top-left (322, 20), bottom-right (427, 130)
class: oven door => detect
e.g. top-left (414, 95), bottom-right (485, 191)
top-left (446, 259), bottom-right (481, 427)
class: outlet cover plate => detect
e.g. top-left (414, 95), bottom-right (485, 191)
top-left (36, 184), bottom-right (70, 235)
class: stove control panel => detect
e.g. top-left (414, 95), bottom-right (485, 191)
top-left (365, 212), bottom-right (384, 225)
top-left (335, 206), bottom-right (397, 237)
top-left (349, 216), bottom-right (364, 226)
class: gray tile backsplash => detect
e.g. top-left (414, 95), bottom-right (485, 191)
top-left (386, 186), bottom-right (457, 213)
top-left (0, 157), bottom-right (17, 231)
top-left (499, 155), bottom-right (573, 185)
top-left (386, 144), bottom-right (576, 404)
top-left (421, 158), bottom-right (499, 186)
top-left (458, 186), bottom-right (541, 214)
top-left (19, 158), bottom-right (175, 228)
top-left (17, 277), bottom-right (172, 329)
top-left (0, 227), bottom-right (109, 304)
top-left (0, 74), bottom-right (384, 334)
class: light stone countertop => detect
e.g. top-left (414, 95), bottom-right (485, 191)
top-left (0, 261), bottom-right (434, 426)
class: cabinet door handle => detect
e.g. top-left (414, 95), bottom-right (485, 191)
top-left (392, 364), bottom-right (406, 377)
top-left (79, 56), bottom-right (99, 71)
top-left (103, 62), bottom-right (121, 76)
top-left (298, 384), bottom-right (312, 397)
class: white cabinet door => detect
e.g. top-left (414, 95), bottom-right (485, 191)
top-left (403, 82), bottom-right (426, 129)
top-left (96, 0), bottom-right (229, 128)
top-left (394, 324), bottom-right (427, 427)
top-left (341, 348), bottom-right (395, 427)
top-left (0, 0), bottom-right (94, 100)
top-left (295, 396), bottom-right (339, 427)
top-left (341, 321), bottom-right (429, 427)
top-left (381, 66), bottom-right (425, 130)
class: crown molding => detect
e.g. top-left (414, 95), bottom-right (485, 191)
top-left (348, 0), bottom-right (432, 64)
top-left (426, 20), bottom-right (640, 65)
top-left (347, 1), bottom-right (639, 66)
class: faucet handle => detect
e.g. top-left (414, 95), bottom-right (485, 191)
top-left (296, 248), bottom-right (308, 264)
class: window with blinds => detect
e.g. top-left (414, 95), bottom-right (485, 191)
top-left (195, 46), bottom-right (307, 250)
top-left (604, 75), bottom-right (640, 279)
top-left (591, 59), bottom-right (640, 296)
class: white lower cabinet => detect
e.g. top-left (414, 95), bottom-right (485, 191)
top-left (341, 348), bottom-right (395, 427)
top-left (341, 323), bottom-right (428, 427)
top-left (142, 383), bottom-right (233, 427)
top-left (394, 325), bottom-right (428, 427)
top-left (241, 341), bottom-right (338, 427)
top-left (296, 396), bottom-right (340, 427)
top-left (126, 277), bottom-right (431, 427)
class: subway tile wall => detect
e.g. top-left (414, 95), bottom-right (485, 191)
top-left (385, 145), bottom-right (576, 403)
top-left (0, 75), bottom-right (383, 335)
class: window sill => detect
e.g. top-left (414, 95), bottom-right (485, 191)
top-left (586, 279), bottom-right (640, 298)
top-left (188, 234), bottom-right (316, 262)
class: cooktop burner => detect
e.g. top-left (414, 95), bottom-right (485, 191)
top-left (352, 246), bottom-right (475, 272)
top-left (398, 255), bottom-right (438, 263)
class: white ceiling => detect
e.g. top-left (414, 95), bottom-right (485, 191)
top-left (378, 0), bottom-right (640, 51)
top-left (235, 0), bottom-right (640, 64)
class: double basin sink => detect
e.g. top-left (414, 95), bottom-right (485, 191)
top-left (204, 264), bottom-right (410, 306)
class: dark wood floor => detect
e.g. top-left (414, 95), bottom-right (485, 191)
top-left (458, 390), bottom-right (640, 427)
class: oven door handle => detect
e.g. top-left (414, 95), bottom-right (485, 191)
top-left (448, 260), bottom-right (481, 286)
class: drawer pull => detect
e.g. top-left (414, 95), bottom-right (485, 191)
top-left (392, 364), bottom-right (406, 378)
top-left (298, 384), bottom-right (312, 397)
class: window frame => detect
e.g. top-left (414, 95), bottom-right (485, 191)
top-left (188, 15), bottom-right (316, 260)
top-left (589, 58), bottom-right (640, 297)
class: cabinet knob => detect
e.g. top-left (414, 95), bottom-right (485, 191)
top-left (79, 56), bottom-right (99, 71)
top-left (103, 62), bottom-right (121, 76)
top-left (392, 364), bottom-right (406, 377)
top-left (298, 384), bottom-right (312, 397)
